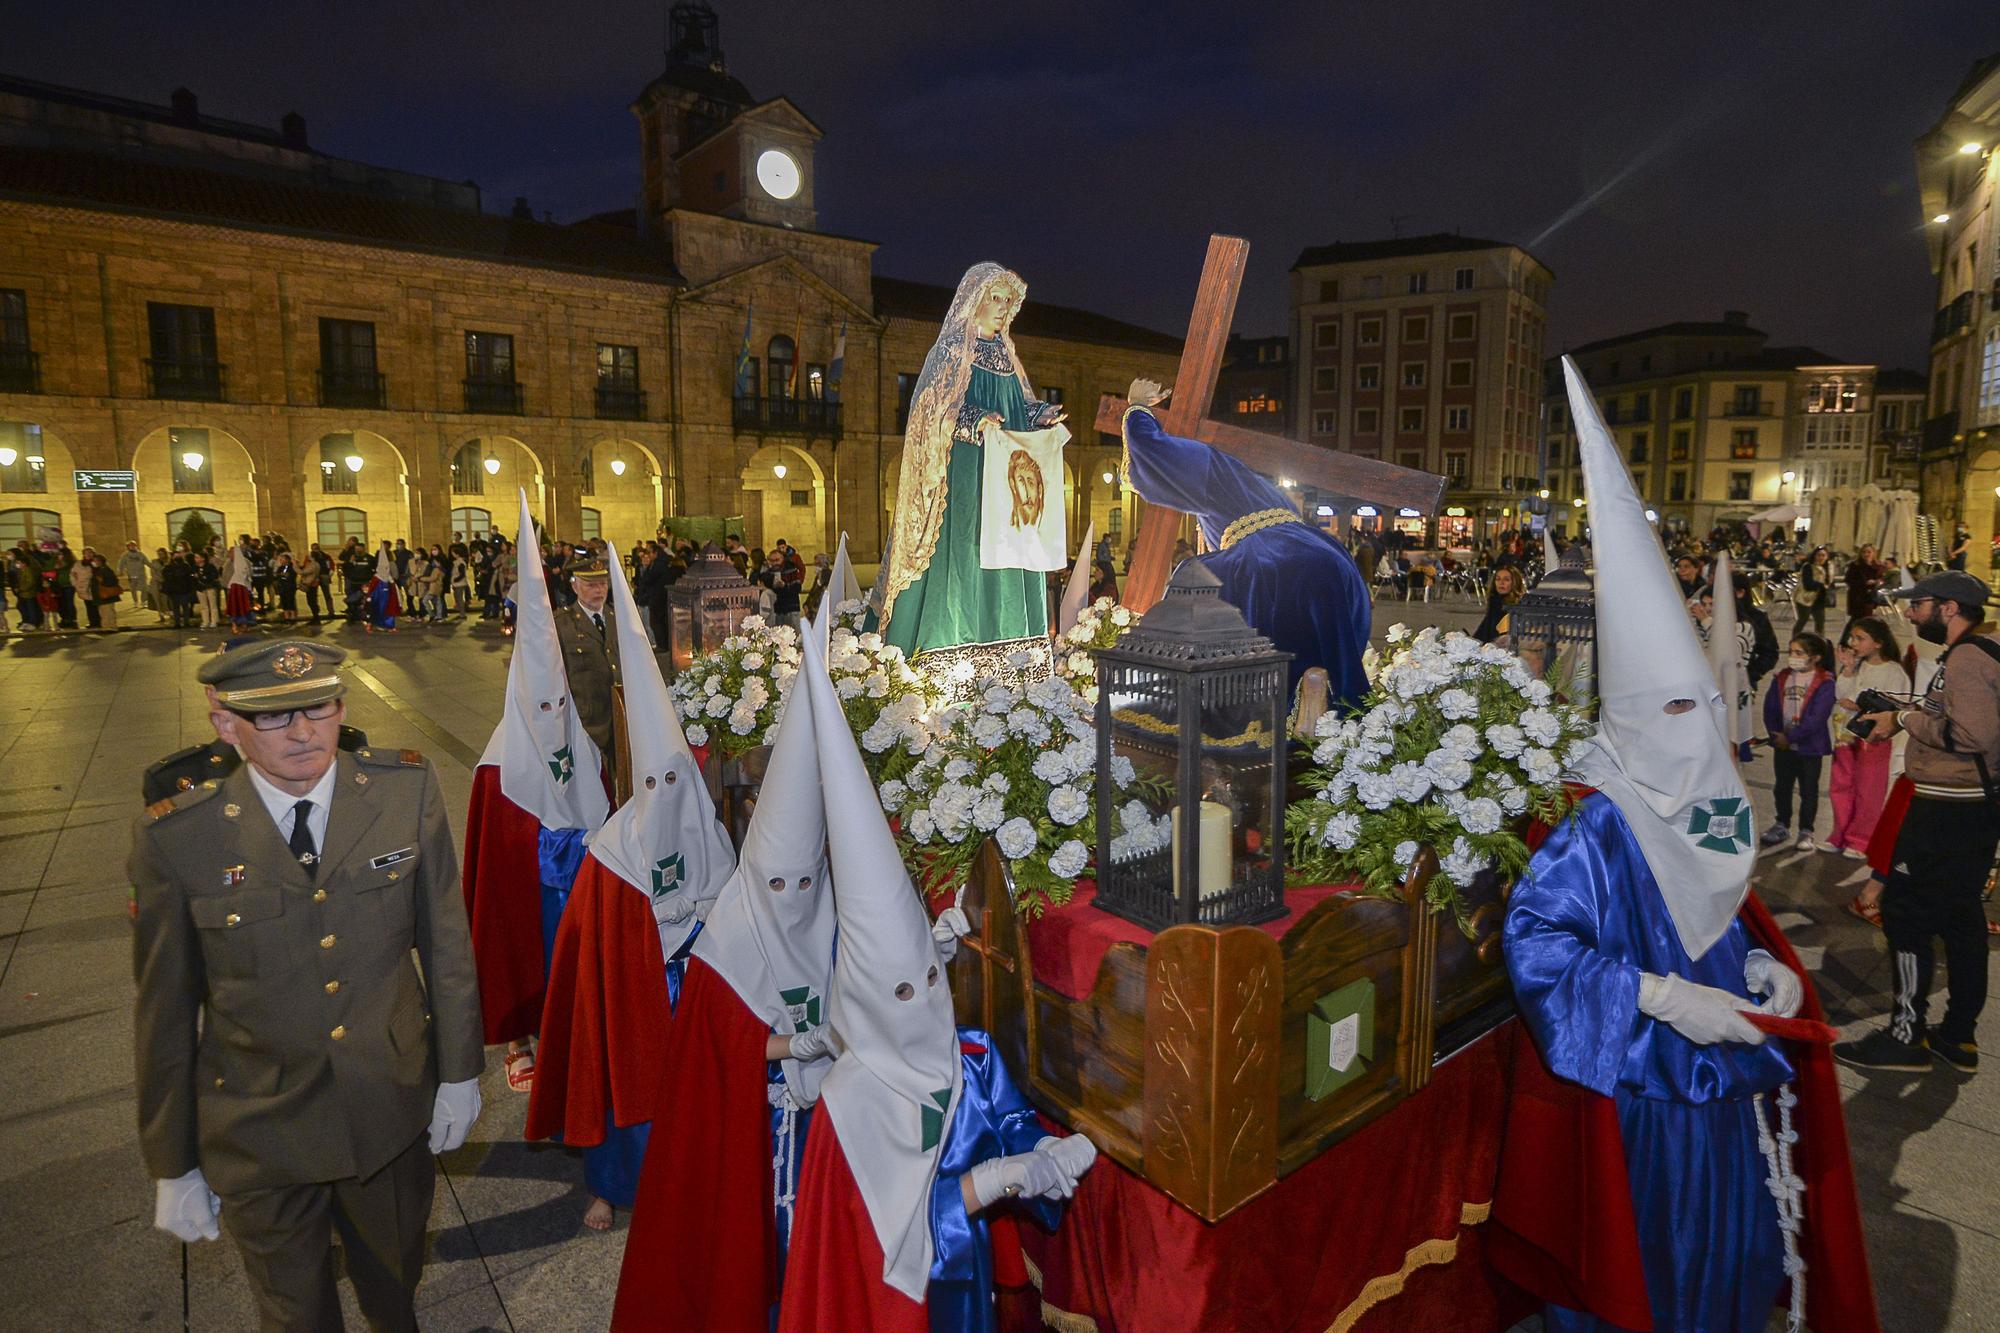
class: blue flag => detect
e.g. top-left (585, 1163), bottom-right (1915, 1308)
top-left (733, 302), bottom-right (756, 398)
top-left (827, 322), bottom-right (846, 403)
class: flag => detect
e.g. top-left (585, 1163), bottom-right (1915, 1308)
top-left (790, 307), bottom-right (805, 398)
top-left (827, 322), bottom-right (846, 403)
top-left (733, 302), bottom-right (756, 398)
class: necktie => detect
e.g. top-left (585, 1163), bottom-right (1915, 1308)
top-left (289, 798), bottom-right (318, 876)
top-left (591, 612), bottom-right (605, 637)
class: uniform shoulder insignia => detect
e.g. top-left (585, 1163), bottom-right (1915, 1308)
top-left (144, 798), bottom-right (177, 821)
top-left (354, 746), bottom-right (425, 768)
top-left (146, 782), bottom-right (220, 822)
top-left (398, 749), bottom-right (424, 766)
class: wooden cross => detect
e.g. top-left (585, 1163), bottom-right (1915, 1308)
top-left (1095, 235), bottom-right (1448, 612)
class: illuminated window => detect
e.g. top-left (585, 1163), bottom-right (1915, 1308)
top-left (1670, 429), bottom-right (1691, 462)
top-left (1731, 428), bottom-right (1757, 459)
top-left (1727, 471), bottom-right (1752, 501)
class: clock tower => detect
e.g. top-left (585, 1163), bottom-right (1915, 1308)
top-left (632, 1), bottom-right (821, 233)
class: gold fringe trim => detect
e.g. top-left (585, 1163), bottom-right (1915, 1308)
top-left (1018, 1201), bottom-right (1493, 1333)
top-left (1324, 1201), bottom-right (1493, 1333)
top-left (1220, 506), bottom-right (1305, 551)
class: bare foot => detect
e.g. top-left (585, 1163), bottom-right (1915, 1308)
top-left (583, 1197), bottom-right (614, 1231)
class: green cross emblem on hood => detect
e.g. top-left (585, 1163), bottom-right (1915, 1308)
top-left (650, 853), bottom-right (685, 900)
top-left (547, 745), bottom-right (574, 785)
top-left (778, 984), bottom-right (822, 1033)
top-left (920, 1087), bottom-right (952, 1152)
top-left (1686, 796), bottom-right (1752, 854)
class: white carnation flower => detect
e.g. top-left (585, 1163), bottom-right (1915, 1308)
top-left (908, 810), bottom-right (936, 841)
top-left (982, 772), bottom-right (1011, 795)
top-left (1425, 750), bottom-right (1474, 793)
top-left (861, 719), bottom-right (898, 753)
top-left (971, 714), bottom-right (1006, 748)
top-left (1032, 749), bottom-right (1074, 785)
top-left (1068, 651), bottom-right (1094, 675)
top-left (1437, 688), bottom-right (1479, 721)
top-left (1389, 760), bottom-right (1434, 802)
top-left (1460, 796), bottom-right (1505, 836)
top-left (1066, 624), bottom-right (1093, 645)
top-left (1110, 754), bottom-right (1135, 786)
top-left (1047, 785), bottom-right (1089, 826)
top-left (1394, 840), bottom-right (1420, 872)
top-left (1522, 747), bottom-right (1562, 786)
top-left (996, 816), bottom-right (1037, 860)
top-left (1440, 724), bottom-right (1481, 760)
top-left (684, 722), bottom-right (709, 747)
top-left (1519, 707), bottom-right (1561, 746)
top-left (1110, 606), bottom-right (1132, 626)
top-left (879, 779), bottom-right (908, 810)
top-left (1440, 836), bottom-right (1489, 889)
top-left (705, 693), bottom-right (732, 719)
top-left (972, 793), bottom-right (1007, 833)
top-left (1356, 772), bottom-right (1397, 811)
top-left (944, 757), bottom-right (976, 781)
top-left (742, 651), bottom-right (765, 670)
top-left (704, 676), bottom-right (723, 697)
top-left (727, 706), bottom-right (757, 736)
top-left (1048, 839), bottom-right (1089, 880)
top-left (1385, 623), bottom-right (1410, 644)
top-left (1523, 679), bottom-right (1554, 706)
top-left (1320, 810), bottom-right (1362, 851)
top-left (1485, 723), bottom-right (1526, 758)
top-left (835, 675), bottom-right (863, 699)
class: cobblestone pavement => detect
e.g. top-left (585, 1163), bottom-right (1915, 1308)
top-left (0, 600), bottom-right (1993, 1330)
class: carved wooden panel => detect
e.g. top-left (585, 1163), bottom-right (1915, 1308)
top-left (1142, 924), bottom-right (1282, 1218)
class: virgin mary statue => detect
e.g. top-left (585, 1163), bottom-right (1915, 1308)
top-left (878, 263), bottom-right (1066, 655)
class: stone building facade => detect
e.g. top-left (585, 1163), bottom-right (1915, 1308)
top-left (0, 8), bottom-right (1176, 561)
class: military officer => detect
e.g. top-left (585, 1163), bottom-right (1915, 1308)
top-left (131, 639), bottom-right (484, 1331)
top-left (552, 558), bottom-right (619, 763)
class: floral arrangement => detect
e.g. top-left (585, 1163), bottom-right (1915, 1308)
top-left (669, 614), bottom-right (799, 757)
top-left (1285, 624), bottom-right (1594, 930)
top-left (876, 655), bottom-right (1163, 919)
top-left (1052, 596), bottom-right (1134, 702)
top-left (826, 600), bottom-right (942, 784)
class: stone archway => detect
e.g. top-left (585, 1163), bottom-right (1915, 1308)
top-left (450, 436), bottom-right (546, 536)
top-left (739, 443), bottom-right (826, 557)
top-left (0, 417), bottom-right (84, 547)
top-left (130, 422), bottom-right (257, 548)
top-left (305, 428), bottom-right (410, 552)
top-left (581, 438), bottom-right (667, 554)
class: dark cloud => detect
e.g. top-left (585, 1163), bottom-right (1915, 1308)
top-left (6, 0), bottom-right (1996, 370)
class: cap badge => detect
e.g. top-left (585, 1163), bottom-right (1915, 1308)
top-left (273, 646), bottom-right (315, 679)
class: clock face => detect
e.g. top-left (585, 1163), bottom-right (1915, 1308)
top-left (756, 148), bottom-right (801, 201)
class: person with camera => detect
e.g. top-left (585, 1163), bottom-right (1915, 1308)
top-left (1838, 570), bottom-right (2000, 1074)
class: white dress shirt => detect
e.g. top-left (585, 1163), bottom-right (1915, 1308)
top-left (245, 757), bottom-right (338, 852)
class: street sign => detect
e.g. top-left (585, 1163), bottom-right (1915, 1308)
top-left (73, 470), bottom-right (136, 492)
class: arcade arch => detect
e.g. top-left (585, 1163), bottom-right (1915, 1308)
top-left (307, 429), bottom-right (409, 551)
top-left (739, 443), bottom-right (825, 557)
top-left (131, 423), bottom-right (256, 548)
top-left (1965, 448), bottom-right (2000, 574)
top-left (450, 437), bottom-right (545, 533)
top-left (580, 438), bottom-right (665, 554)
top-left (0, 418), bottom-right (82, 547)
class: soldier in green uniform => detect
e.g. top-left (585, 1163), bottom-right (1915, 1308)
top-left (131, 639), bottom-right (484, 1331)
top-left (552, 559), bottom-right (619, 775)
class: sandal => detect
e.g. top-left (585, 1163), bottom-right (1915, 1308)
top-left (1988, 919), bottom-right (2000, 937)
top-left (1843, 895), bottom-right (1883, 929)
top-left (504, 1048), bottom-right (536, 1092)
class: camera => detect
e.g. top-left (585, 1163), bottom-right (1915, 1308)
top-left (1854, 688), bottom-right (1903, 717)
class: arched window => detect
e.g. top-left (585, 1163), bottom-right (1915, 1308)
top-left (315, 506), bottom-right (368, 549)
top-left (766, 334), bottom-right (796, 400)
top-left (320, 433), bottom-right (359, 494)
top-left (579, 507), bottom-right (602, 542)
top-left (0, 421), bottom-right (47, 493)
top-left (163, 506), bottom-right (225, 547)
top-left (451, 507), bottom-right (492, 539)
top-left (0, 507), bottom-right (60, 545)
top-left (451, 442), bottom-right (485, 495)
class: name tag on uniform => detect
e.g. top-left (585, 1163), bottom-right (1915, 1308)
top-left (370, 846), bottom-right (418, 870)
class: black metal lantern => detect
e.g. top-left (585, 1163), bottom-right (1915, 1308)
top-left (1509, 543), bottom-right (1596, 712)
top-left (1092, 562), bottom-right (1291, 931)
top-left (666, 541), bottom-right (760, 675)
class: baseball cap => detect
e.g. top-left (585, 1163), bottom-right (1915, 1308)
top-left (1892, 569), bottom-right (1991, 609)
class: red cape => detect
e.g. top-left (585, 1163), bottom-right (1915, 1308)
top-left (613, 958), bottom-right (779, 1333)
top-left (524, 852), bottom-right (673, 1145)
top-left (1489, 830), bottom-right (1880, 1333)
top-left (777, 1112), bottom-right (930, 1333)
top-left (461, 764), bottom-right (547, 1045)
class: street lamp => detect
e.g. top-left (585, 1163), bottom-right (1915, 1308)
top-left (1538, 488), bottom-right (1551, 499)
top-left (1961, 142), bottom-right (1984, 155)
top-left (1933, 213), bottom-right (1952, 224)
top-left (773, 462), bottom-right (788, 479)
top-left (1571, 496), bottom-right (1584, 508)
top-left (610, 457), bottom-right (627, 477)
top-left (181, 451), bottom-right (205, 471)
top-left (1101, 470), bottom-right (1115, 484)
top-left (0, 447), bottom-right (14, 467)
top-left (344, 454), bottom-right (364, 473)
top-left (483, 455), bottom-right (501, 476)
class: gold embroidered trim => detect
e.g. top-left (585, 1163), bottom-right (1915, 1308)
top-left (1221, 506), bottom-right (1304, 551)
top-left (1323, 1201), bottom-right (1493, 1333)
top-left (1021, 1251), bottom-right (1102, 1333)
top-left (214, 677), bottom-right (342, 705)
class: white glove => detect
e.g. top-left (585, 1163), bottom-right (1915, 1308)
top-left (428, 1077), bottom-right (482, 1154)
top-left (788, 1027), bottom-right (838, 1062)
top-left (968, 1150), bottom-right (1070, 1209)
top-left (931, 906), bottom-right (970, 964)
top-left (154, 1168), bottom-right (221, 1242)
top-left (1743, 950), bottom-right (1804, 1019)
top-left (659, 892), bottom-right (695, 926)
top-left (1637, 971), bottom-right (1766, 1047)
top-left (1035, 1133), bottom-right (1099, 1196)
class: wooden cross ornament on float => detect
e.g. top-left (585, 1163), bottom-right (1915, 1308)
top-left (1095, 235), bottom-right (1449, 611)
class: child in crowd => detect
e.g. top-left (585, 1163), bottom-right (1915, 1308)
top-left (1828, 617), bottom-right (1909, 860)
top-left (1760, 632), bottom-right (1837, 852)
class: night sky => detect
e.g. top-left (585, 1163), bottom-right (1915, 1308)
top-left (8, 1), bottom-right (2000, 372)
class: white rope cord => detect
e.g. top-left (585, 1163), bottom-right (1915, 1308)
top-left (1754, 1083), bottom-right (1807, 1333)
top-left (770, 1080), bottom-right (800, 1227)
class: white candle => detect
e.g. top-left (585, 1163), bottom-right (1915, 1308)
top-left (1172, 800), bottom-right (1235, 900)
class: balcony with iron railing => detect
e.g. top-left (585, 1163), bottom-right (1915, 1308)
top-left (463, 377), bottom-right (524, 415)
top-left (318, 367), bottom-right (387, 410)
top-left (1932, 291), bottom-right (1975, 344)
top-left (595, 383), bottom-right (646, 421)
top-left (732, 394), bottom-right (842, 439)
top-left (146, 357), bottom-right (226, 401)
top-left (0, 346), bottom-right (38, 394)
top-left (1921, 410), bottom-right (1961, 458)
top-left (1720, 400), bottom-right (1776, 418)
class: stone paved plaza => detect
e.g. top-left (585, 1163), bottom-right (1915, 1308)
top-left (1, 599), bottom-right (1995, 1331)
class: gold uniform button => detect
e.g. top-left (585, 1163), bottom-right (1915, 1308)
top-left (324, 979), bottom-right (340, 995)
top-left (354, 774), bottom-right (369, 786)
top-left (225, 913), bottom-right (241, 927)
top-left (312, 889), bottom-right (328, 903)
top-left (320, 934), bottom-right (336, 949)
top-left (222, 803), bottom-right (241, 818)
top-left (330, 1025), bottom-right (346, 1041)
top-left (386, 870), bottom-right (399, 881)
top-left (213, 1077), bottom-right (225, 1089)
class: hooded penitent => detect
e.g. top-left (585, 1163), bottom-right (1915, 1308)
top-left (1708, 550), bottom-right (1753, 747)
top-left (1542, 528), bottom-right (1561, 576)
top-left (800, 621), bottom-right (961, 1300)
top-left (830, 531), bottom-right (864, 609)
top-left (692, 609), bottom-right (837, 1102)
top-left (488, 491), bottom-right (609, 832)
top-left (1058, 520), bottom-right (1096, 634)
top-left (375, 545), bottom-right (395, 584)
top-left (585, 542), bottom-right (735, 954)
top-left (1562, 356), bottom-right (1752, 961)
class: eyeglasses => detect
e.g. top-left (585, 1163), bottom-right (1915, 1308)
top-left (236, 699), bottom-right (341, 731)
